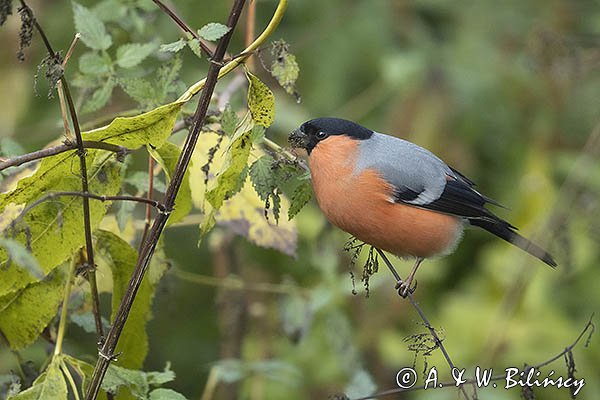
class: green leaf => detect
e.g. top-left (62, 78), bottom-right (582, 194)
top-left (0, 269), bottom-right (64, 350)
top-left (70, 312), bottom-right (110, 334)
top-left (79, 51), bottom-right (112, 75)
top-left (198, 23), bottom-right (230, 41)
top-left (147, 142), bottom-right (192, 225)
top-left (8, 357), bottom-right (68, 399)
top-left (116, 43), bottom-right (157, 69)
top-left (270, 40), bottom-right (300, 97)
top-left (0, 153), bottom-right (121, 297)
top-left (344, 369), bottom-right (377, 399)
top-left (102, 365), bottom-right (148, 398)
top-left (0, 137), bottom-right (25, 158)
top-left (159, 39), bottom-right (186, 53)
top-left (288, 180), bottom-right (312, 220)
top-left (82, 77), bottom-right (115, 113)
top-left (83, 101), bottom-right (182, 149)
top-left (72, 2), bottom-right (112, 50)
top-left (0, 238), bottom-right (43, 279)
top-left (149, 388), bottom-right (187, 400)
top-left (221, 105), bottom-right (239, 136)
top-left (190, 132), bottom-right (297, 256)
top-left (146, 364), bottom-right (175, 386)
top-left (125, 171), bottom-right (166, 193)
top-left (186, 39), bottom-right (203, 58)
top-left (93, 0), bottom-right (127, 22)
top-left (205, 131), bottom-right (252, 211)
top-left (156, 56), bottom-right (183, 104)
top-left (119, 77), bottom-right (156, 107)
top-left (96, 230), bottom-right (166, 369)
top-left (249, 155), bottom-right (275, 201)
top-left (246, 71), bottom-right (275, 127)
top-left (62, 356), bottom-right (95, 398)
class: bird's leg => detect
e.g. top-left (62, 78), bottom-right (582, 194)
top-left (395, 257), bottom-right (423, 298)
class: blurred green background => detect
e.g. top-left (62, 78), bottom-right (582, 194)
top-left (1, 0), bottom-right (599, 399)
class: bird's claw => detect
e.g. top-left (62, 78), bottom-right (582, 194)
top-left (395, 279), bottom-right (417, 298)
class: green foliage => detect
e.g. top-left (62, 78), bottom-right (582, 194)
top-left (8, 356), bottom-right (67, 400)
top-left (0, 269), bottom-right (64, 349)
top-left (116, 43), bottom-right (157, 69)
top-left (270, 40), bottom-right (300, 99)
top-left (0, 152), bottom-right (121, 296)
top-left (0, 238), bottom-right (43, 279)
top-left (159, 39), bottom-right (186, 53)
top-left (82, 76), bottom-right (116, 113)
top-left (102, 364), bottom-right (184, 399)
top-left (147, 142), bottom-right (192, 225)
top-left (72, 2), bottom-right (112, 50)
top-left (197, 23), bottom-right (230, 41)
top-left (246, 71), bottom-right (275, 127)
top-left (288, 180), bottom-right (311, 220)
top-left (79, 51), bottom-right (112, 75)
top-left (96, 230), bottom-right (167, 369)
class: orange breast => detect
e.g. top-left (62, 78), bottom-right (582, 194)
top-left (309, 136), bottom-right (463, 258)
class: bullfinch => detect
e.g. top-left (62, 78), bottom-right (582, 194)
top-left (289, 117), bottom-right (556, 296)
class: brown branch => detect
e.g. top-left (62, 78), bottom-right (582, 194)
top-left (0, 141), bottom-right (130, 172)
top-left (151, 0), bottom-right (214, 58)
top-left (352, 315), bottom-right (595, 399)
top-left (138, 155), bottom-right (155, 252)
top-left (11, 191), bottom-right (167, 229)
top-left (84, 1), bottom-right (248, 398)
top-left (20, 0), bottom-right (104, 342)
top-left (376, 249), bottom-right (473, 399)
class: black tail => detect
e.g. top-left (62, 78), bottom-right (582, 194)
top-left (469, 218), bottom-right (557, 268)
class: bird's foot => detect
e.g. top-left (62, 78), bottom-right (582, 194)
top-left (395, 279), bottom-right (417, 298)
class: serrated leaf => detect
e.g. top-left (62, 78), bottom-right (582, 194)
top-left (79, 51), bottom-right (112, 75)
top-left (147, 142), bottom-right (192, 225)
top-left (72, 2), bottom-right (112, 50)
top-left (159, 39), bottom-right (186, 53)
top-left (0, 269), bottom-right (64, 350)
top-left (220, 105), bottom-right (239, 136)
top-left (288, 180), bottom-right (311, 220)
top-left (0, 238), bottom-right (43, 279)
top-left (205, 131), bottom-right (252, 211)
top-left (116, 43), bottom-right (156, 69)
top-left (119, 77), bottom-right (156, 106)
top-left (146, 364), bottom-right (175, 386)
top-left (82, 77), bottom-right (115, 113)
top-left (246, 71), bottom-right (275, 127)
top-left (149, 388), bottom-right (187, 400)
top-left (96, 230), bottom-right (166, 369)
top-left (190, 132), bottom-right (297, 256)
top-left (0, 153), bottom-right (121, 297)
top-left (198, 22), bottom-right (230, 41)
top-left (249, 155), bottom-right (275, 201)
top-left (102, 365), bottom-right (148, 398)
top-left (8, 357), bottom-right (68, 400)
top-left (186, 39), bottom-right (203, 58)
top-left (83, 101), bottom-right (182, 149)
top-left (271, 53), bottom-right (299, 96)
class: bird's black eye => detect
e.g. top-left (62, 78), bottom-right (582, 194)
top-left (316, 131), bottom-right (328, 140)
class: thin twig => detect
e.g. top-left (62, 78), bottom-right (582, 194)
top-left (376, 249), bottom-right (473, 400)
top-left (62, 33), bottom-right (80, 68)
top-left (151, 0), bottom-right (214, 58)
top-left (0, 140), bottom-right (130, 172)
top-left (20, 0), bottom-right (106, 341)
top-left (245, 0), bottom-right (256, 69)
top-left (84, 1), bottom-right (250, 398)
top-left (11, 191), bottom-right (167, 229)
top-left (352, 314), bottom-right (595, 399)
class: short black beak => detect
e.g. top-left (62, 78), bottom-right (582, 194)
top-left (288, 128), bottom-right (308, 149)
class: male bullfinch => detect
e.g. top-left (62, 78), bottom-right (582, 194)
top-left (289, 117), bottom-right (556, 296)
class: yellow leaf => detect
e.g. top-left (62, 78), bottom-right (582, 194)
top-left (246, 71), bottom-right (275, 128)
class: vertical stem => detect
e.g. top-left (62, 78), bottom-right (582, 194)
top-left (54, 254), bottom-right (78, 356)
top-left (245, 0), bottom-right (256, 69)
top-left (84, 1), bottom-right (248, 398)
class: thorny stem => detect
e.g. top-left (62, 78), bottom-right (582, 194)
top-left (0, 140), bottom-right (130, 171)
top-left (376, 249), bottom-right (473, 400)
top-left (20, 0), bottom-right (105, 342)
top-left (84, 0), bottom-right (256, 398)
